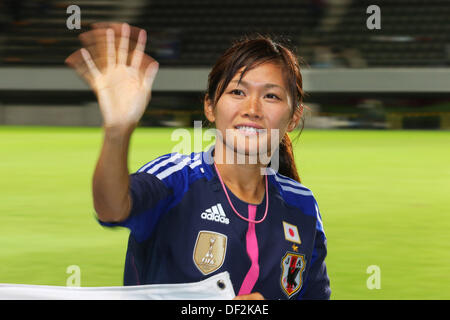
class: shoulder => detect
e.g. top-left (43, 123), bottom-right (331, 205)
top-left (269, 169), bottom-right (323, 230)
top-left (135, 150), bottom-right (204, 187)
top-left (271, 171), bottom-right (315, 198)
top-left (268, 168), bottom-right (315, 203)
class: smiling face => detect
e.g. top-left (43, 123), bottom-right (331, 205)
top-left (204, 62), bottom-right (302, 161)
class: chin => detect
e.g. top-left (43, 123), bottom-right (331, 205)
top-left (216, 129), bottom-right (276, 164)
top-left (231, 141), bottom-right (274, 166)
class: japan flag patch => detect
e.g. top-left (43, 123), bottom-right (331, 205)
top-left (283, 221), bottom-right (301, 244)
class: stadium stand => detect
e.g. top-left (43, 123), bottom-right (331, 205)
top-left (0, 0), bottom-right (449, 129)
top-left (0, 0), bottom-right (449, 67)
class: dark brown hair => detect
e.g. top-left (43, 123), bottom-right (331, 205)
top-left (205, 35), bottom-right (305, 182)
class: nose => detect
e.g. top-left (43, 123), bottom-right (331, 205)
top-left (241, 95), bottom-right (263, 120)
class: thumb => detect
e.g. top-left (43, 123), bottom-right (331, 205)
top-left (233, 292), bottom-right (265, 300)
top-left (143, 61), bottom-right (159, 92)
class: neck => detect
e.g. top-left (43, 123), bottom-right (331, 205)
top-left (213, 143), bottom-right (267, 205)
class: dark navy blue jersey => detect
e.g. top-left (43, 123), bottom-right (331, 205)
top-left (99, 145), bottom-right (331, 300)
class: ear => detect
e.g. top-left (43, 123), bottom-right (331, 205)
top-left (286, 104), bottom-right (303, 132)
top-left (204, 95), bottom-right (216, 123)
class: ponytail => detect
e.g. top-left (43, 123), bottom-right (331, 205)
top-left (278, 133), bottom-right (301, 183)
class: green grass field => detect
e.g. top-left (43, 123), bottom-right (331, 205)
top-left (1, 126), bottom-right (449, 299)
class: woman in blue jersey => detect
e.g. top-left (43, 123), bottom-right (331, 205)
top-left (66, 22), bottom-right (330, 300)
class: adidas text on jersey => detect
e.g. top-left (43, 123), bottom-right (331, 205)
top-left (201, 203), bottom-right (230, 225)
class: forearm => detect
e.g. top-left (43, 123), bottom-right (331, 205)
top-left (66, 23), bottom-right (158, 221)
top-left (93, 124), bottom-right (136, 222)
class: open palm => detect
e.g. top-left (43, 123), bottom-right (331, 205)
top-left (65, 23), bottom-right (159, 128)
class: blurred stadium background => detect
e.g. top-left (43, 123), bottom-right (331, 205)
top-left (0, 0), bottom-right (449, 299)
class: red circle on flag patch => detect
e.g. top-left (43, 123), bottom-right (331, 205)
top-left (289, 228), bottom-right (295, 237)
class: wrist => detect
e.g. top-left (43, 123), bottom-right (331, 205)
top-left (103, 123), bottom-right (136, 140)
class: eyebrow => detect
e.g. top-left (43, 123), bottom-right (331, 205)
top-left (230, 79), bottom-right (285, 91)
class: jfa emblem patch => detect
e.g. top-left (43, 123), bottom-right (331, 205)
top-left (280, 252), bottom-right (306, 298)
top-left (193, 231), bottom-right (227, 275)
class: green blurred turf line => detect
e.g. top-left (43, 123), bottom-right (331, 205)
top-left (0, 126), bottom-right (449, 299)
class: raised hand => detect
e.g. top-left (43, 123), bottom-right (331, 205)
top-left (65, 23), bottom-right (159, 129)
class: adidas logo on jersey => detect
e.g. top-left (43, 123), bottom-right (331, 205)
top-left (201, 203), bottom-right (229, 225)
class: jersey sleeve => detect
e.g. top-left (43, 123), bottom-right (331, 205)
top-left (97, 168), bottom-right (173, 242)
top-left (97, 152), bottom-right (199, 242)
top-left (297, 198), bottom-right (331, 300)
top-left (128, 171), bottom-right (172, 217)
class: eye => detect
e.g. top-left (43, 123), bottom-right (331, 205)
top-left (229, 89), bottom-right (245, 96)
top-left (265, 93), bottom-right (281, 100)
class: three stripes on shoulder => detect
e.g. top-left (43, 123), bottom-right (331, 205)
top-left (138, 152), bottom-right (313, 198)
top-left (138, 152), bottom-right (202, 180)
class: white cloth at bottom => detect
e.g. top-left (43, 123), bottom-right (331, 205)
top-left (0, 271), bottom-right (235, 300)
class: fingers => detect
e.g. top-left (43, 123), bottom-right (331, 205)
top-left (78, 28), bottom-right (110, 71)
top-left (106, 28), bottom-right (116, 68)
top-left (91, 22), bottom-right (143, 51)
top-left (131, 29), bottom-right (147, 69)
top-left (233, 292), bottom-right (265, 300)
top-left (65, 48), bottom-right (101, 89)
top-left (117, 23), bottom-right (130, 65)
top-left (78, 23), bottom-right (137, 69)
top-left (90, 21), bottom-right (123, 30)
top-left (80, 48), bottom-right (101, 80)
top-left (143, 61), bottom-right (159, 92)
top-left (65, 49), bottom-right (94, 86)
top-left (67, 22), bottom-right (156, 86)
top-left (91, 22), bottom-right (146, 64)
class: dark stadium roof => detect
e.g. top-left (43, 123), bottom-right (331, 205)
top-left (0, 0), bottom-right (449, 67)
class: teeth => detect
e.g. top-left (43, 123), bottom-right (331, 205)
top-left (236, 126), bottom-right (262, 133)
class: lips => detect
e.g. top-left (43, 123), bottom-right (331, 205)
top-left (234, 123), bottom-right (265, 135)
top-left (234, 123), bottom-right (264, 130)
